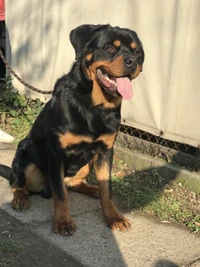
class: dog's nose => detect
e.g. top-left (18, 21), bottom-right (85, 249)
top-left (124, 57), bottom-right (136, 68)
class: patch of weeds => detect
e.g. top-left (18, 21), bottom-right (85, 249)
top-left (142, 182), bottom-right (200, 232)
top-left (143, 196), bottom-right (182, 220)
top-left (0, 239), bottom-right (22, 267)
top-left (0, 258), bottom-right (20, 267)
top-left (112, 173), bottom-right (161, 209)
top-left (87, 156), bottom-right (162, 209)
top-left (185, 215), bottom-right (200, 233)
top-left (0, 239), bottom-right (21, 253)
top-left (0, 76), bottom-right (44, 143)
top-left (88, 154), bottom-right (200, 233)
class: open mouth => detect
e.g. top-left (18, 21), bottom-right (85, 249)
top-left (96, 68), bottom-right (133, 100)
top-left (96, 68), bottom-right (118, 91)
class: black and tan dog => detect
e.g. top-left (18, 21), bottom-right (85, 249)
top-left (0, 24), bottom-right (144, 235)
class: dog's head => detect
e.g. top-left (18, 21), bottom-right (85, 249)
top-left (70, 24), bottom-right (144, 104)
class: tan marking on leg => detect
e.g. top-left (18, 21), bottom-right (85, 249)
top-left (11, 187), bottom-right (30, 211)
top-left (59, 132), bottom-right (93, 149)
top-left (64, 162), bottom-right (99, 198)
top-left (12, 187), bottom-right (29, 195)
top-left (94, 161), bottom-right (112, 208)
top-left (52, 189), bottom-right (76, 236)
top-left (94, 160), bottom-right (131, 231)
top-left (64, 162), bottom-right (92, 187)
top-left (51, 165), bottom-right (76, 236)
top-left (25, 163), bottom-right (45, 192)
top-left (70, 182), bottom-right (100, 199)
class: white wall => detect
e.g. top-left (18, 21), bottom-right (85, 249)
top-left (6, 0), bottom-right (200, 147)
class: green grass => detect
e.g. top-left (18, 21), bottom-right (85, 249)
top-left (142, 186), bottom-right (200, 233)
top-left (87, 158), bottom-right (200, 233)
top-left (0, 76), bottom-right (44, 145)
top-left (0, 239), bottom-right (22, 267)
top-left (112, 174), bottom-right (160, 209)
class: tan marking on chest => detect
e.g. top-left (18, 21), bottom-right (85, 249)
top-left (59, 132), bottom-right (93, 149)
top-left (96, 132), bottom-right (117, 149)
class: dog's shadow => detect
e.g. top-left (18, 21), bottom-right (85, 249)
top-left (0, 178), bottom-right (128, 266)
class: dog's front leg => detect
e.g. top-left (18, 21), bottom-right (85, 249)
top-left (94, 148), bottom-right (131, 232)
top-left (47, 144), bottom-right (76, 236)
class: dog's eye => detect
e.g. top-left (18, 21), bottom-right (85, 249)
top-left (105, 45), bottom-right (116, 53)
top-left (134, 49), bottom-right (140, 56)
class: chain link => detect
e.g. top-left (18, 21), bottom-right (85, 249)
top-left (118, 125), bottom-right (200, 172)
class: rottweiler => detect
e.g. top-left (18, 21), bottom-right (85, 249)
top-left (0, 24), bottom-right (144, 235)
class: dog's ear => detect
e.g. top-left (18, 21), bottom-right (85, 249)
top-left (70, 24), bottom-right (110, 60)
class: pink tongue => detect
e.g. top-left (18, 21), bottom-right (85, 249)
top-left (116, 77), bottom-right (133, 100)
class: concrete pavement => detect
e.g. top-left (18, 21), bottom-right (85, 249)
top-left (0, 142), bottom-right (200, 267)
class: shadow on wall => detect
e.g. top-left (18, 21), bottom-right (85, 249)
top-left (7, 0), bottom-right (68, 95)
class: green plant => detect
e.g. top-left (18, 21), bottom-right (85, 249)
top-left (183, 215), bottom-right (200, 233)
top-left (0, 239), bottom-right (22, 253)
top-left (0, 239), bottom-right (22, 267)
top-left (0, 76), bottom-right (44, 142)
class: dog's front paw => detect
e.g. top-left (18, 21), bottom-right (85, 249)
top-left (11, 191), bottom-right (30, 211)
top-left (107, 214), bottom-right (131, 232)
top-left (52, 218), bottom-right (77, 236)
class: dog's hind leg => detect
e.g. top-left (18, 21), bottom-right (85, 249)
top-left (10, 168), bottom-right (31, 211)
top-left (64, 161), bottom-right (100, 199)
top-left (11, 186), bottom-right (30, 211)
top-left (10, 139), bottom-right (31, 211)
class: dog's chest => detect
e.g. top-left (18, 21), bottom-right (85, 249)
top-left (58, 106), bottom-right (120, 177)
top-left (61, 132), bottom-right (117, 177)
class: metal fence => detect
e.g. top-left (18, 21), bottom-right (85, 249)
top-left (117, 124), bottom-right (200, 172)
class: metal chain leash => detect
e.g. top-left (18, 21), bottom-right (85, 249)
top-left (0, 48), bottom-right (53, 94)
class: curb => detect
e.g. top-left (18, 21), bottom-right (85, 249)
top-left (114, 145), bottom-right (200, 194)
